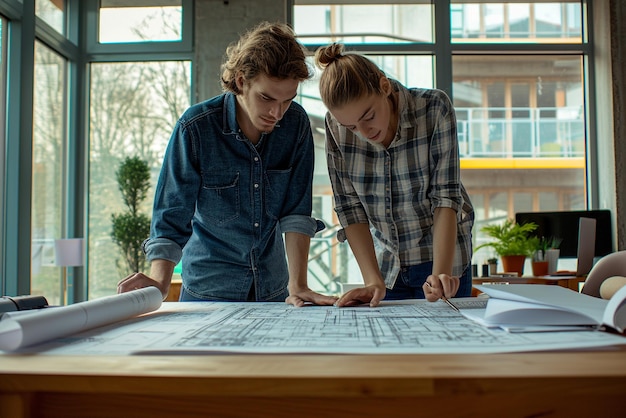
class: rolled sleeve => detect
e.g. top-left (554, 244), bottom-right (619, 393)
top-left (325, 115), bottom-right (370, 229)
top-left (428, 90), bottom-right (463, 217)
top-left (143, 237), bottom-right (183, 264)
top-left (279, 214), bottom-right (322, 237)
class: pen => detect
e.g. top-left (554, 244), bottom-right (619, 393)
top-left (425, 281), bottom-right (460, 312)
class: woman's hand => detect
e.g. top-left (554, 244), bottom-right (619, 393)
top-left (333, 283), bottom-right (387, 308)
top-left (423, 274), bottom-right (459, 302)
top-left (286, 288), bottom-right (339, 307)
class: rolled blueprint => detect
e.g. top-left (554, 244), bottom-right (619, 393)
top-left (0, 287), bottom-right (162, 351)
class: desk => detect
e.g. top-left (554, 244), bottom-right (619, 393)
top-left (1, 351), bottom-right (626, 417)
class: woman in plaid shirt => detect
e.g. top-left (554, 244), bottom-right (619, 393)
top-left (315, 43), bottom-right (474, 308)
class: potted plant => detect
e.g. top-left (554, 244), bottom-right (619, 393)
top-left (475, 219), bottom-right (539, 277)
top-left (111, 156), bottom-right (152, 276)
top-left (487, 257), bottom-right (498, 275)
top-left (532, 236), bottom-right (562, 276)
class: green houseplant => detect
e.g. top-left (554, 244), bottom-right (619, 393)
top-left (111, 156), bottom-right (152, 276)
top-left (531, 236), bottom-right (562, 276)
top-left (475, 219), bottom-right (539, 276)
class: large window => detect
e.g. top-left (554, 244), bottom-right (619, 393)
top-left (31, 42), bottom-right (67, 305)
top-left (98, 0), bottom-right (183, 43)
top-left (88, 68), bottom-right (191, 298)
top-left (88, 60), bottom-right (191, 299)
top-left (85, 1), bottom-right (192, 299)
top-left (0, 0), bottom-right (615, 302)
top-left (294, 0), bottom-right (588, 290)
top-left (0, 15), bottom-right (6, 295)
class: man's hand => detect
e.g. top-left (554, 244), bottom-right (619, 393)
top-left (286, 288), bottom-right (338, 307)
top-left (333, 283), bottom-right (387, 308)
top-left (423, 273), bottom-right (460, 302)
top-left (117, 272), bottom-right (170, 300)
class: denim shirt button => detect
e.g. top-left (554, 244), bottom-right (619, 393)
top-left (254, 222), bottom-right (259, 227)
top-left (254, 183), bottom-right (259, 188)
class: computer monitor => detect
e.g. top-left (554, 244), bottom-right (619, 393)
top-left (514, 210), bottom-right (613, 258)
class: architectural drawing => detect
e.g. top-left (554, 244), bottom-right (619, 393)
top-left (17, 298), bottom-right (626, 355)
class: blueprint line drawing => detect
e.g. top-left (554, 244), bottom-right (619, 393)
top-left (8, 298), bottom-right (626, 355)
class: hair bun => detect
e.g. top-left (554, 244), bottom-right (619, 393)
top-left (314, 43), bottom-right (344, 69)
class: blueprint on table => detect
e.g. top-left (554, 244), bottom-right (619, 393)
top-left (10, 298), bottom-right (626, 355)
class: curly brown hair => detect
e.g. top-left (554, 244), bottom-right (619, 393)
top-left (220, 21), bottom-right (312, 94)
top-left (314, 42), bottom-right (385, 110)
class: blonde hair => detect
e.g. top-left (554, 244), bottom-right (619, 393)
top-left (221, 21), bottom-right (312, 94)
top-left (314, 43), bottom-right (386, 109)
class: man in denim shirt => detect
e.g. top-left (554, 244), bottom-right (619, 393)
top-left (118, 22), bottom-right (338, 307)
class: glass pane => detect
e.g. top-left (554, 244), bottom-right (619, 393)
top-left (451, 1), bottom-right (583, 43)
top-left (99, 1), bottom-right (182, 43)
top-left (31, 42), bottom-right (67, 305)
top-left (0, 18), bottom-right (5, 294)
top-left (298, 54), bottom-right (433, 293)
top-left (88, 61), bottom-right (191, 299)
top-left (455, 55), bottom-right (586, 264)
top-left (538, 191), bottom-right (559, 210)
top-left (294, 3), bottom-right (433, 45)
top-left (36, 0), bottom-right (65, 35)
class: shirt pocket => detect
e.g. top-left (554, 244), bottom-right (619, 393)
top-left (264, 168), bottom-right (293, 220)
top-left (200, 172), bottom-right (240, 225)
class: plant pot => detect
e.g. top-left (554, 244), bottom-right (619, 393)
top-left (501, 255), bottom-right (526, 277)
top-left (531, 261), bottom-right (549, 276)
top-left (545, 249), bottom-right (560, 274)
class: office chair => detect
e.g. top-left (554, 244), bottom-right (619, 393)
top-left (581, 250), bottom-right (626, 298)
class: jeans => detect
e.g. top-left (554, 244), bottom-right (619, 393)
top-left (384, 261), bottom-right (472, 300)
top-left (179, 284), bottom-right (288, 302)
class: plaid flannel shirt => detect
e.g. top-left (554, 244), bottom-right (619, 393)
top-left (325, 81), bottom-right (474, 288)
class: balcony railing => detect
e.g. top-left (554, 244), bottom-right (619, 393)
top-left (455, 106), bottom-right (584, 158)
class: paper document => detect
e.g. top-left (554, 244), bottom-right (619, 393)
top-left (0, 287), bottom-right (162, 351)
top-left (2, 297), bottom-right (625, 355)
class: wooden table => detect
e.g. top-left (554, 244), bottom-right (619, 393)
top-left (1, 350), bottom-right (626, 418)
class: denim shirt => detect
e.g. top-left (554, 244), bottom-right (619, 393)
top-left (143, 92), bottom-right (318, 301)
